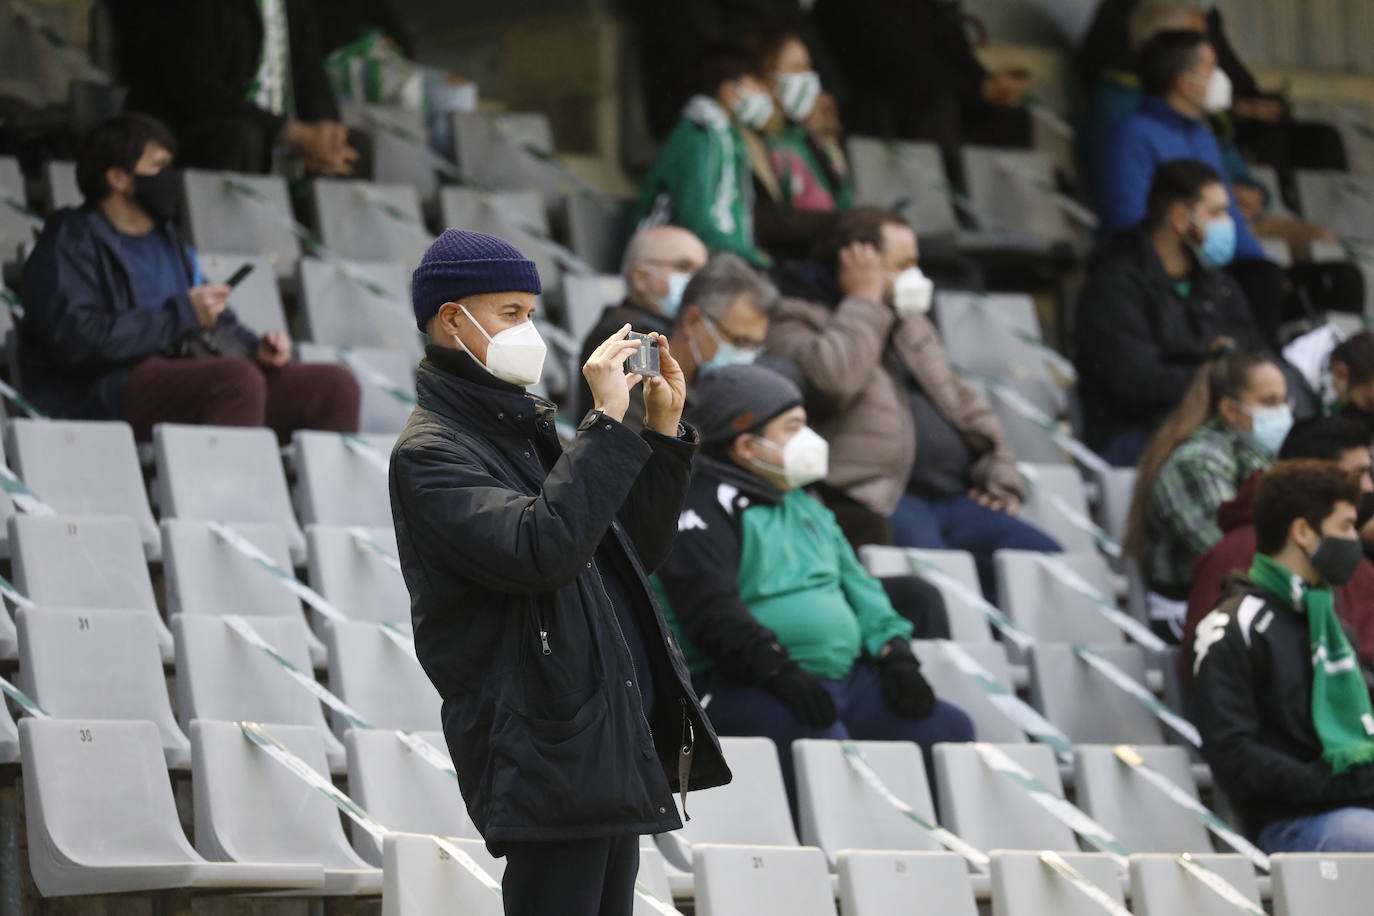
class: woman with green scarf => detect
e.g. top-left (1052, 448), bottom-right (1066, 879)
top-left (1191, 459), bottom-right (1374, 852)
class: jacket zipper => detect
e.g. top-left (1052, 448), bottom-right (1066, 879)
top-left (590, 563), bottom-right (658, 751)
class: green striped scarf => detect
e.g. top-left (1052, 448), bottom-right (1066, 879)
top-left (1249, 553), bottom-right (1374, 773)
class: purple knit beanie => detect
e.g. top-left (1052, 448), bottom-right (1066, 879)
top-left (411, 229), bottom-right (542, 331)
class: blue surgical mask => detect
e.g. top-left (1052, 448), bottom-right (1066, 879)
top-left (658, 271), bottom-right (691, 319)
top-left (1245, 402), bottom-right (1293, 456)
top-left (690, 312), bottom-right (759, 374)
top-left (1193, 215), bottom-right (1237, 269)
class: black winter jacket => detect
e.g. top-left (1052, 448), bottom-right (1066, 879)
top-left (1190, 577), bottom-right (1374, 835)
top-left (389, 347), bottom-right (730, 853)
top-left (1073, 227), bottom-right (1260, 451)
top-left (18, 206), bottom-right (258, 420)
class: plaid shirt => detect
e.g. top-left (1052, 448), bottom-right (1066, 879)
top-left (1146, 419), bottom-right (1272, 593)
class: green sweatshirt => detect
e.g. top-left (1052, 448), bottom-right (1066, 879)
top-left (656, 473), bottom-right (912, 680)
top-left (633, 96), bottom-right (772, 268)
top-left (767, 122), bottom-right (855, 212)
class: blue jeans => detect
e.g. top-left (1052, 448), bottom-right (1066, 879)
top-left (1257, 807), bottom-right (1374, 853)
top-left (696, 662), bottom-right (975, 803)
top-left (888, 492), bottom-right (1062, 600)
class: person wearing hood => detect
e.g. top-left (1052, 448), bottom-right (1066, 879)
top-left (653, 363), bottom-right (974, 799)
top-left (1191, 459), bottom-right (1374, 852)
top-left (632, 45), bottom-right (774, 269)
top-left (766, 206), bottom-right (1059, 597)
top-left (1329, 332), bottom-right (1374, 442)
top-left (19, 112), bottom-right (359, 441)
top-left (1184, 417), bottom-right (1374, 674)
top-left (389, 229), bottom-right (730, 915)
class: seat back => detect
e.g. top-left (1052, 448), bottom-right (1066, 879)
top-left (382, 832), bottom-right (504, 916)
top-left (660, 737), bottom-right (798, 871)
top-left (1030, 644), bottom-right (1164, 745)
top-left (1130, 853), bottom-right (1260, 915)
top-left (693, 844), bottom-right (837, 916)
top-left (1296, 171), bottom-right (1374, 244)
top-left (858, 546), bottom-right (994, 643)
top-left (564, 194), bottom-right (634, 275)
top-left (294, 430), bottom-right (394, 528)
top-left (937, 292), bottom-right (1065, 420)
top-left (327, 620), bottom-right (441, 735)
top-left (296, 343), bottom-right (416, 435)
top-left (1074, 745), bottom-right (1210, 854)
top-left (451, 111), bottom-right (565, 200)
top-left (0, 155), bottom-right (34, 264)
top-left (1272, 853), bottom-right (1374, 915)
top-left (17, 608), bottom-right (188, 765)
top-left (189, 720), bottom-right (369, 869)
top-left (794, 739), bottom-right (941, 864)
top-left (838, 850), bottom-right (978, 916)
top-left (306, 525), bottom-right (409, 625)
top-left (911, 641), bottom-right (1027, 743)
top-left (962, 147), bottom-right (1073, 244)
top-left (162, 520), bottom-right (302, 621)
top-left (154, 424), bottom-right (303, 557)
top-left (996, 550), bottom-right (1125, 647)
top-left (934, 742), bottom-right (1077, 852)
top-left (1014, 462), bottom-right (1096, 555)
top-left (181, 169), bottom-right (301, 277)
top-left (562, 273), bottom-right (627, 347)
top-left (311, 178), bottom-right (431, 273)
top-left (847, 137), bottom-right (959, 236)
top-left (197, 253), bottom-right (289, 334)
top-left (6, 419), bottom-right (157, 553)
top-left (989, 851), bottom-right (1125, 916)
top-left (298, 257), bottom-right (421, 357)
top-left (346, 729), bottom-right (475, 865)
top-left (11, 514), bottom-right (156, 611)
top-left (43, 160), bottom-right (81, 211)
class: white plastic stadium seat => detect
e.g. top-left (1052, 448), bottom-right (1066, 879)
top-left (936, 293), bottom-right (1066, 421)
top-left (382, 832), bottom-right (503, 916)
top-left (988, 851), bottom-right (1125, 916)
top-left (793, 739), bottom-right (942, 865)
top-left (197, 252), bottom-right (290, 335)
top-left (20, 718), bottom-right (322, 896)
top-left (1013, 462), bottom-right (1097, 555)
top-left (294, 430), bottom-right (394, 528)
top-left (911, 640), bottom-right (1027, 743)
top-left (305, 525), bottom-right (409, 626)
top-left (153, 423), bottom-right (305, 563)
top-left (311, 178), bottom-right (431, 273)
top-left (838, 850), bottom-right (978, 916)
top-left (180, 169), bottom-right (301, 279)
top-left (995, 550), bottom-right (1125, 650)
top-left (562, 273), bottom-right (628, 348)
top-left (1271, 853), bottom-right (1374, 915)
top-left (10, 514), bottom-right (172, 661)
top-left (693, 844), bottom-right (836, 916)
top-left (934, 742), bottom-right (1077, 852)
top-left (344, 729), bottom-right (475, 865)
top-left (0, 155), bottom-right (34, 266)
top-left (6, 418), bottom-right (159, 558)
top-left (961, 146), bottom-right (1073, 245)
top-left (1130, 853), bottom-right (1261, 916)
top-left (325, 619), bottom-right (440, 737)
top-left (1074, 745), bottom-right (1211, 854)
top-left (189, 720), bottom-right (380, 895)
top-left (296, 343), bottom-right (416, 436)
top-left (298, 257), bottom-right (421, 358)
top-left (451, 111), bottom-right (567, 201)
top-left (17, 608), bottom-right (190, 768)
top-left (1028, 644), bottom-right (1164, 746)
top-left (858, 546), bottom-right (995, 643)
top-left (173, 614), bottom-right (345, 772)
top-left (847, 137), bottom-right (960, 236)
top-left (43, 160), bottom-right (81, 211)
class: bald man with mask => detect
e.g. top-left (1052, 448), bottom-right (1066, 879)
top-left (574, 225), bottom-right (709, 421)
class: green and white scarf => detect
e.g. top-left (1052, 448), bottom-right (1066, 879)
top-left (248, 0), bottom-right (291, 116)
top-left (1249, 553), bottom-right (1374, 773)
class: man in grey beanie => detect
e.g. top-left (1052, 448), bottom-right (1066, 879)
top-left (389, 229), bottom-right (730, 915)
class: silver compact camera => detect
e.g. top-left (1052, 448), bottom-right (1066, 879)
top-left (625, 331), bottom-right (661, 378)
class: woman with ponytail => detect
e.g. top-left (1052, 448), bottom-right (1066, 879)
top-left (1126, 347), bottom-right (1292, 639)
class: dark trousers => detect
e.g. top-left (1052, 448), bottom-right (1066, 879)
top-left (124, 355), bottom-right (361, 442)
top-left (879, 574), bottom-right (951, 640)
top-left (696, 662), bottom-right (975, 803)
top-left (888, 492), bottom-right (1062, 601)
top-left (501, 833), bottom-right (640, 916)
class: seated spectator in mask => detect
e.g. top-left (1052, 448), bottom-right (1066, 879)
top-left (654, 363), bottom-right (974, 798)
top-left (767, 206), bottom-right (1059, 596)
top-left (633, 46), bottom-right (774, 268)
top-left (19, 113), bottom-right (360, 442)
top-left (1330, 333), bottom-right (1374, 442)
top-left (665, 252), bottom-right (778, 397)
top-left (1191, 459), bottom-right (1374, 853)
top-left (1185, 417), bottom-right (1374, 676)
top-left (116, 0), bottom-right (360, 175)
top-left (741, 30), bottom-right (853, 263)
top-left (1126, 349), bottom-right (1289, 639)
top-left (1076, 158), bottom-right (1262, 466)
top-left (572, 226), bottom-right (709, 422)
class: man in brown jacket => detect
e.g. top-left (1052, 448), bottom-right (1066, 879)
top-left (767, 206), bottom-right (1059, 597)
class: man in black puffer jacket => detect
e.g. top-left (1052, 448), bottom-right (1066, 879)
top-left (389, 229), bottom-right (729, 916)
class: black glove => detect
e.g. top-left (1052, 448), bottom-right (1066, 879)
top-left (766, 661), bottom-right (839, 729)
top-left (877, 639), bottom-right (936, 720)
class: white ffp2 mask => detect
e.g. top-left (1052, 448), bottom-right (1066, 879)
top-left (892, 267), bottom-right (934, 317)
top-left (751, 426), bottom-right (829, 489)
top-left (1205, 67), bottom-right (1233, 112)
top-left (456, 304), bottom-right (547, 387)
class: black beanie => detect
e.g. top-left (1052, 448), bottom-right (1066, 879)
top-left (689, 364), bottom-right (803, 448)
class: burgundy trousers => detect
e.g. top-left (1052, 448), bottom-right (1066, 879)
top-left (124, 356), bottom-right (361, 442)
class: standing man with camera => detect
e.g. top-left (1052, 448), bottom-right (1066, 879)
top-left (389, 229), bottom-right (730, 915)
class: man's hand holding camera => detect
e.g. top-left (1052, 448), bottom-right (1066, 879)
top-left (583, 325), bottom-right (687, 436)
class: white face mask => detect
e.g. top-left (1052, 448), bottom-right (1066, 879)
top-left (658, 271), bottom-right (692, 318)
top-left (731, 89), bottom-right (775, 130)
top-left (751, 426), bottom-right (829, 489)
top-left (1205, 67), bottom-right (1232, 112)
top-left (455, 304), bottom-right (547, 388)
top-left (892, 267), bottom-right (934, 317)
top-left (775, 70), bottom-right (821, 122)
